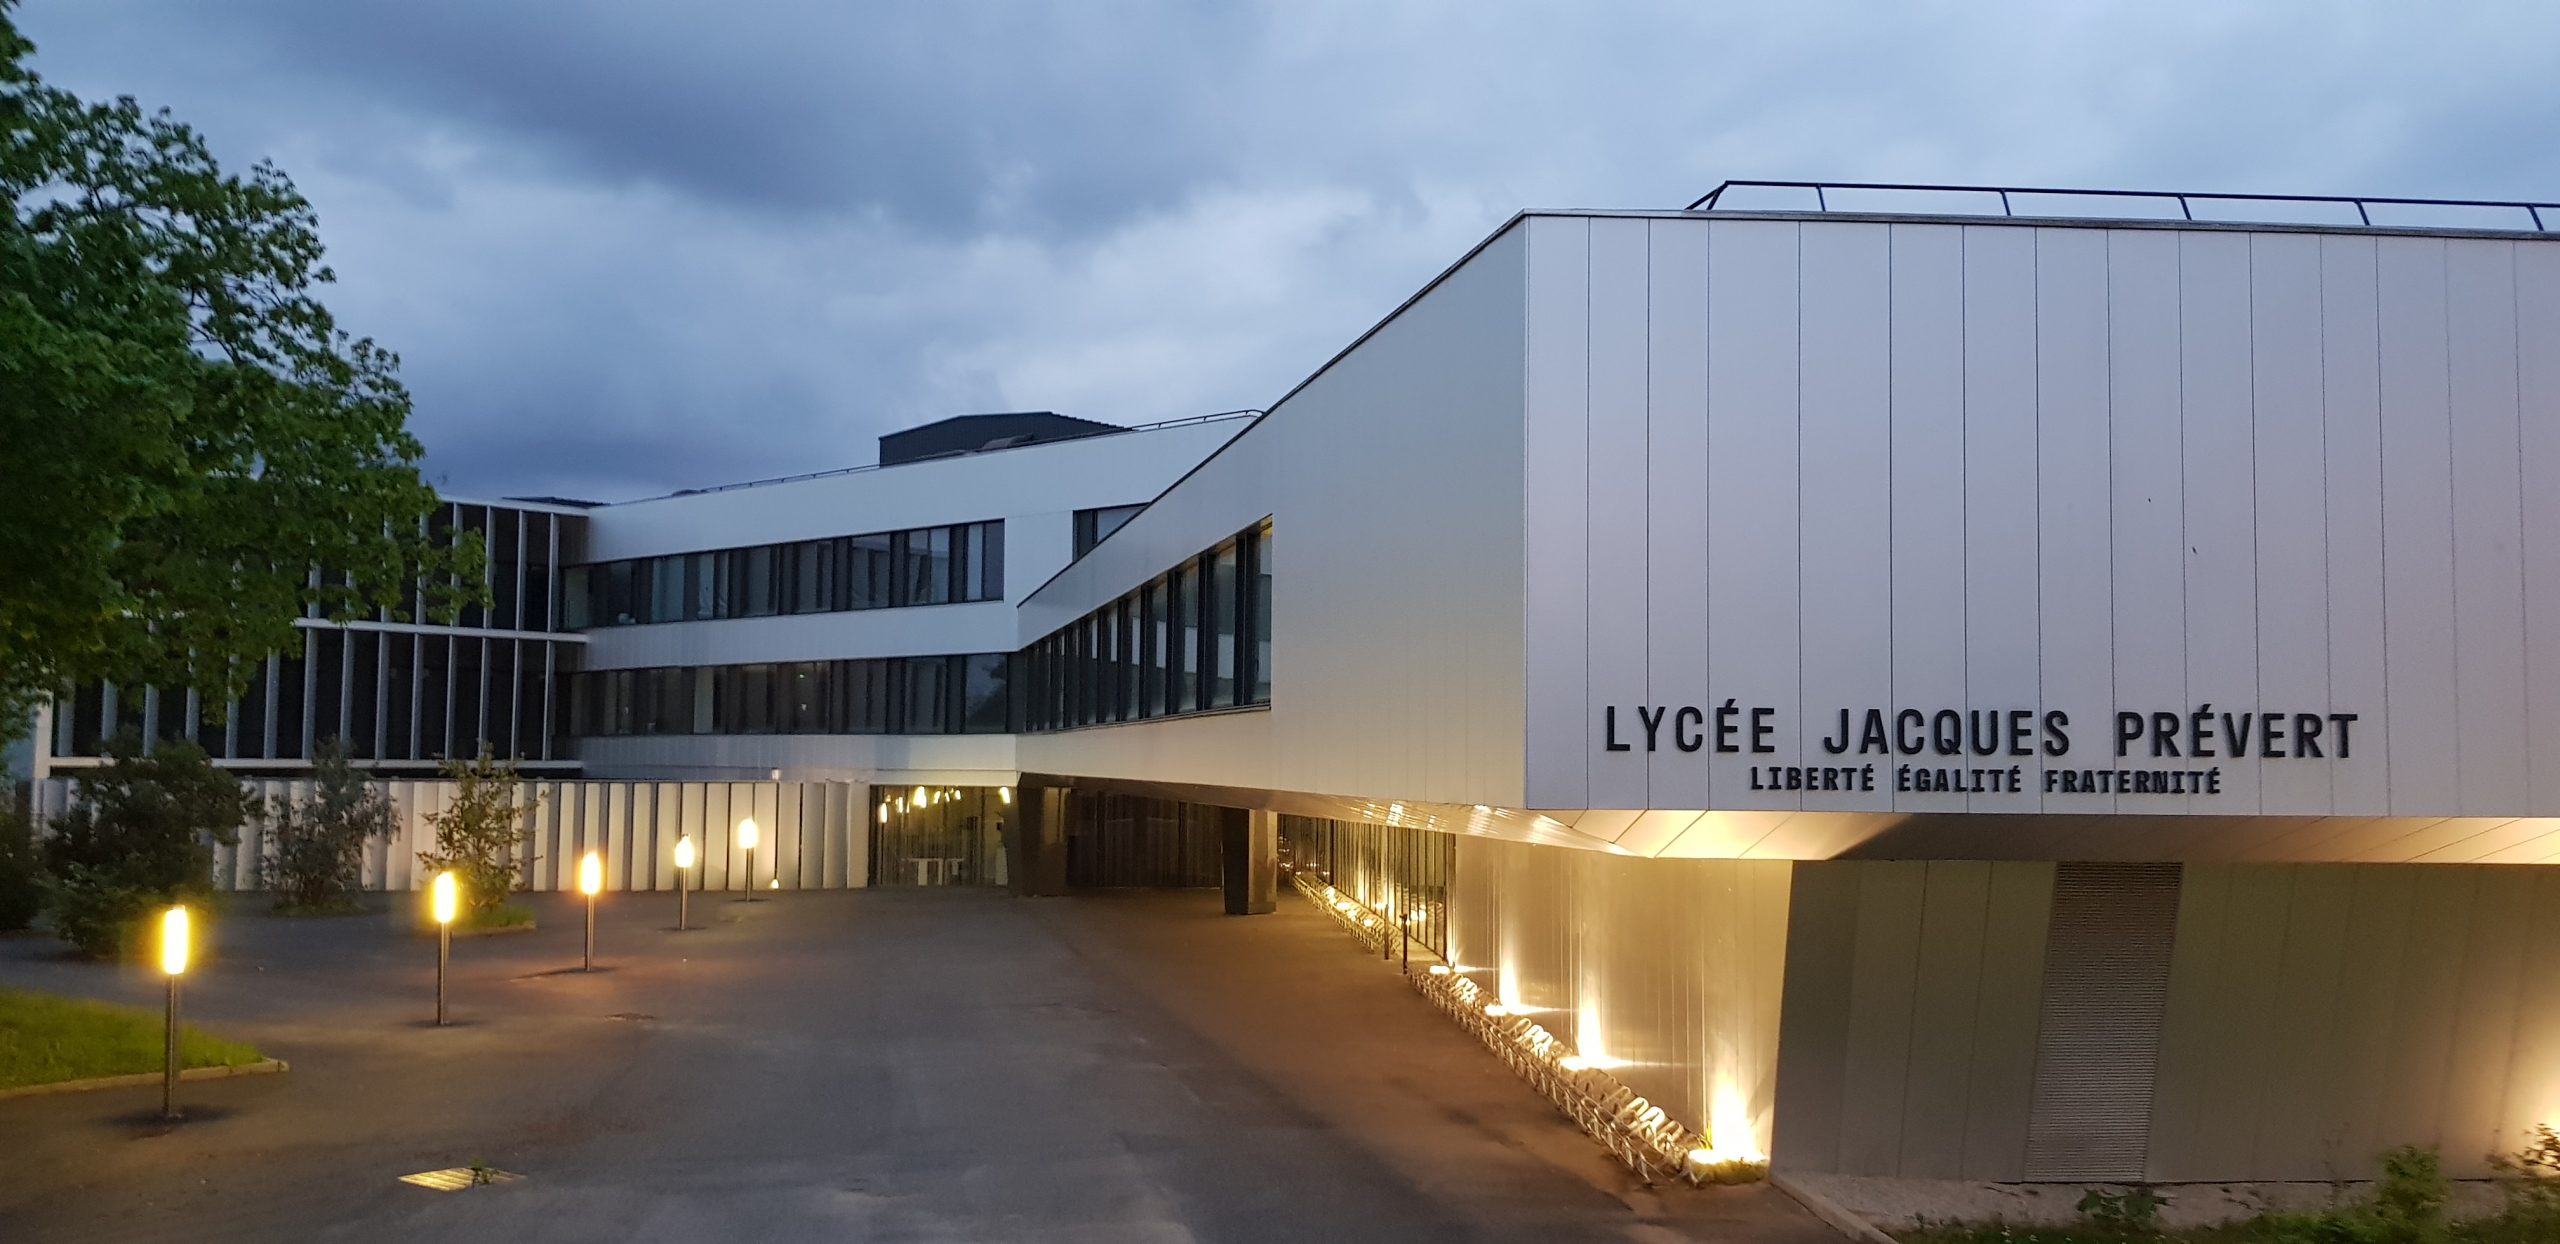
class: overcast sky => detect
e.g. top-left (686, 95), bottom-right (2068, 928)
top-left (19, 2), bottom-right (2560, 502)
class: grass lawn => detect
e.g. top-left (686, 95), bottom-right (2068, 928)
top-left (0, 986), bottom-right (265, 1090)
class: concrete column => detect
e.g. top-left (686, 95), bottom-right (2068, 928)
top-left (1009, 783), bottom-right (1069, 897)
top-left (1220, 807), bottom-right (1277, 915)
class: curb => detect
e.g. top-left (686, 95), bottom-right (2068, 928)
top-left (1773, 1173), bottom-right (1900, 1244)
top-left (0, 1057), bottom-right (291, 1101)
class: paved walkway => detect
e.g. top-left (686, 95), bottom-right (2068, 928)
top-left (0, 886), bottom-right (1838, 1242)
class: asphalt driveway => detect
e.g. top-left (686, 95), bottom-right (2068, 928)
top-left (0, 885), bottom-right (1836, 1243)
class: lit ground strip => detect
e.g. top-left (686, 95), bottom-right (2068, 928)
top-left (1286, 866), bottom-right (1767, 1187)
top-left (398, 1166), bottom-right (525, 1191)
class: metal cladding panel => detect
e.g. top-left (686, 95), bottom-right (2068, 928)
top-left (1020, 225), bottom-right (1530, 808)
top-left (1535, 217), bottom-right (2560, 820)
top-left (2146, 864), bottom-right (2560, 1181)
top-left (2021, 862), bottom-right (2181, 1181)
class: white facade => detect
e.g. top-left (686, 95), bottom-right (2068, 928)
top-left (573, 415), bottom-right (1245, 785)
top-left (1014, 209), bottom-right (2560, 866)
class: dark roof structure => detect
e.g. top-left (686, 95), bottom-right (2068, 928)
top-left (877, 411), bottom-right (1123, 467)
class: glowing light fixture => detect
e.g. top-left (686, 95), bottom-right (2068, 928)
top-left (998, 786), bottom-right (1012, 804)
top-left (878, 802), bottom-right (890, 823)
top-left (159, 905), bottom-right (191, 977)
top-left (738, 817), bottom-right (763, 900)
top-left (578, 850), bottom-right (604, 971)
top-left (912, 785), bottom-right (927, 803)
top-left (158, 905), bottom-right (190, 1121)
top-left (431, 871), bottom-right (459, 1024)
top-left (672, 835), bottom-right (697, 932)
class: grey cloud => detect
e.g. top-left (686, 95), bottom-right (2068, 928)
top-left (16, 1), bottom-right (2560, 503)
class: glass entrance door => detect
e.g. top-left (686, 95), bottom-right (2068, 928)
top-left (872, 786), bottom-right (1009, 886)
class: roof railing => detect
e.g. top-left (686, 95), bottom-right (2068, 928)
top-left (1687, 180), bottom-right (2555, 234)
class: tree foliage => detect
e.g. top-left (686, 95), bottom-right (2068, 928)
top-left (260, 738), bottom-right (394, 912)
top-left (40, 733), bottom-right (250, 957)
top-left (0, 2), bottom-right (481, 742)
top-left (417, 747), bottom-right (536, 916)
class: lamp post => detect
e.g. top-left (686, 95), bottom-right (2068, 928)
top-left (159, 905), bottom-right (189, 1122)
top-left (578, 850), bottom-right (603, 971)
top-left (673, 834), bottom-right (696, 931)
top-left (738, 817), bottom-right (761, 901)
top-left (431, 871), bottom-right (459, 1025)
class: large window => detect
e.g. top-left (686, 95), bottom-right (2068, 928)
top-left (1073, 504), bottom-right (1144, 556)
top-left (568, 653), bottom-right (1014, 737)
top-left (1026, 518), bottom-right (1271, 732)
top-left (563, 520), bottom-right (1004, 630)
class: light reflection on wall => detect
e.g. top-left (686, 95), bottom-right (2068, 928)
top-left (1448, 837), bottom-right (1793, 1159)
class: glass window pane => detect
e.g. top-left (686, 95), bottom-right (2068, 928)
top-left (606, 561), bottom-right (637, 625)
top-left (690, 553), bottom-right (717, 620)
top-left (1143, 582), bottom-right (1165, 717)
top-left (1120, 598), bottom-right (1140, 720)
top-left (742, 547), bottom-right (777, 617)
top-left (982, 521), bottom-right (1005, 600)
top-left (963, 653), bottom-right (1008, 732)
top-left (1211, 542), bottom-right (1238, 708)
top-left (563, 566), bottom-right (593, 630)
top-left (652, 555), bottom-right (687, 623)
top-left (924, 528), bottom-right (952, 604)
top-left (1253, 523), bottom-right (1273, 704)
top-left (1169, 565), bottom-right (1194, 713)
top-left (792, 543), bottom-right (826, 614)
top-left (905, 658), bottom-right (947, 733)
top-left (850, 534), bottom-right (891, 609)
top-left (962, 524), bottom-right (986, 601)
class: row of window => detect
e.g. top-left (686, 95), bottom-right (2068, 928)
top-left (567, 653), bottom-right (1013, 737)
top-left (55, 628), bottom-right (570, 766)
top-left (563, 520), bottom-right (1004, 630)
top-left (1021, 519), bottom-right (1272, 731)
top-left (312, 502), bottom-right (577, 634)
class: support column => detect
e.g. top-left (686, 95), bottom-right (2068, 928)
top-left (1009, 783), bottom-right (1070, 897)
top-left (1220, 807), bottom-right (1276, 915)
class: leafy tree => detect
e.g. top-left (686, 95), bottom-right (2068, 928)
top-left (0, 2), bottom-right (481, 744)
top-left (41, 733), bottom-right (250, 957)
top-left (416, 747), bottom-right (537, 918)
top-left (260, 738), bottom-right (394, 913)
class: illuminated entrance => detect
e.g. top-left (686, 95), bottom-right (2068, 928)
top-left (873, 786), bottom-right (1011, 887)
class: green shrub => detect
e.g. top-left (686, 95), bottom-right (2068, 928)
top-left (0, 805), bottom-right (42, 932)
top-left (40, 735), bottom-right (248, 958)
top-left (2079, 1186), bottom-right (2165, 1235)
top-left (2489, 1124), bottom-right (2560, 1231)
top-left (260, 739), bottom-right (393, 913)
top-left (415, 747), bottom-right (537, 916)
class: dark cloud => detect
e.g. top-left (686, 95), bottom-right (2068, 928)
top-left (15, 2), bottom-right (2560, 502)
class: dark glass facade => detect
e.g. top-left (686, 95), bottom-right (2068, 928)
top-left (563, 520), bottom-right (1003, 629)
top-left (1278, 815), bottom-right (1453, 959)
top-left (568, 653), bottom-right (1014, 737)
top-left (1023, 519), bottom-right (1271, 732)
top-left (55, 501), bottom-right (583, 769)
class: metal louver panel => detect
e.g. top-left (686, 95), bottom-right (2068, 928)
top-left (2022, 862), bottom-right (2182, 1181)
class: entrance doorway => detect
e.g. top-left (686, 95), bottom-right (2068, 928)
top-left (873, 785), bottom-right (1010, 887)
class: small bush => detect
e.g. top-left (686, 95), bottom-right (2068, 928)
top-left (41, 735), bottom-right (248, 958)
top-left (2079, 1186), bottom-right (2165, 1235)
top-left (0, 806), bottom-right (43, 932)
top-left (2489, 1124), bottom-right (2560, 1231)
top-left (415, 747), bottom-right (537, 916)
top-left (261, 739), bottom-right (393, 913)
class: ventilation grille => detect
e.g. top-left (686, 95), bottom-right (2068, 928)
top-left (2022, 862), bottom-right (2182, 1181)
